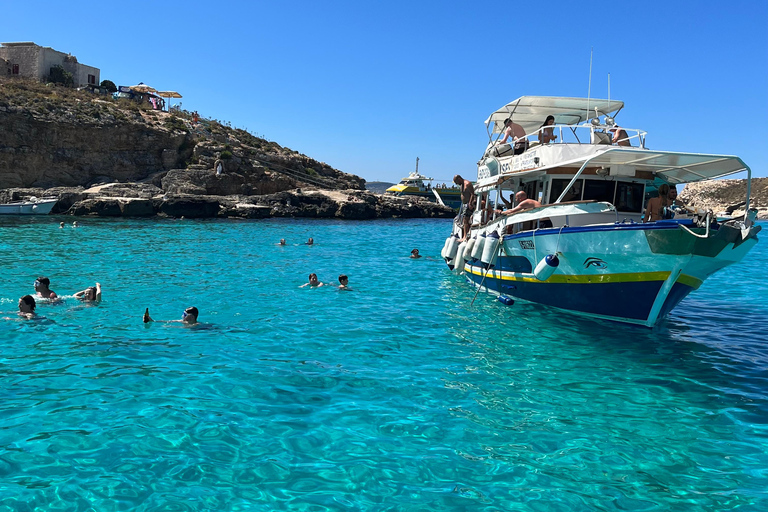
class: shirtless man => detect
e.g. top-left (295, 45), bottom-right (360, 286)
top-left (501, 191), bottom-right (541, 216)
top-left (610, 126), bottom-right (631, 146)
top-left (453, 174), bottom-right (476, 242)
top-left (499, 118), bottom-right (528, 154)
top-left (34, 277), bottom-right (58, 299)
top-left (300, 273), bottom-right (324, 288)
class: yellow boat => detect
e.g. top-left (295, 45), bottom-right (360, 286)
top-left (384, 158), bottom-right (463, 209)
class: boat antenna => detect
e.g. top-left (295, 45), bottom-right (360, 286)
top-left (415, 156), bottom-right (419, 175)
top-left (586, 47), bottom-right (593, 124)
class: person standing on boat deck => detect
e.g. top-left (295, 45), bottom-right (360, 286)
top-left (667, 185), bottom-right (688, 214)
top-left (34, 277), bottom-right (58, 300)
top-left (538, 115), bottom-right (558, 144)
top-left (453, 174), bottom-right (476, 242)
top-left (609, 126), bottom-right (631, 146)
top-left (499, 118), bottom-right (528, 154)
top-left (642, 184), bottom-right (671, 222)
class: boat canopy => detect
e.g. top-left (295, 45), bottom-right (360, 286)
top-left (499, 201), bottom-right (615, 226)
top-left (571, 148), bottom-right (749, 184)
top-left (485, 96), bottom-right (624, 135)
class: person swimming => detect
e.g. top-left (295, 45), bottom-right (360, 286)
top-left (338, 274), bottom-right (351, 290)
top-left (34, 277), bottom-right (58, 299)
top-left (18, 295), bottom-right (36, 319)
top-left (306, 237), bottom-right (314, 245)
top-left (300, 273), bottom-right (324, 288)
top-left (75, 283), bottom-right (102, 301)
top-left (143, 306), bottom-right (199, 324)
top-left (278, 239), bottom-right (286, 245)
top-left (410, 249), bottom-right (422, 259)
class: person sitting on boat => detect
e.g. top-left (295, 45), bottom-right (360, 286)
top-left (499, 118), bottom-right (529, 155)
top-left (74, 283), bottom-right (102, 302)
top-left (609, 125), bottom-right (631, 146)
top-left (34, 277), bottom-right (58, 300)
top-left (538, 115), bottom-right (558, 144)
top-left (642, 184), bottom-right (671, 222)
top-left (300, 273), bottom-right (324, 288)
top-left (453, 174), bottom-right (476, 241)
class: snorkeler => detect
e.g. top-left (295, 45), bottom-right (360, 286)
top-left (34, 277), bottom-right (58, 299)
top-left (143, 306), bottom-right (199, 324)
top-left (74, 283), bottom-right (102, 301)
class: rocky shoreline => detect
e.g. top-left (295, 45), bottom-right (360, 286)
top-left (680, 177), bottom-right (768, 219)
top-left (0, 181), bottom-right (455, 220)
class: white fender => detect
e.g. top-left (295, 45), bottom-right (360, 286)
top-left (440, 236), bottom-right (451, 259)
top-left (446, 234), bottom-right (460, 261)
top-left (463, 237), bottom-right (476, 261)
top-left (481, 231), bottom-right (500, 266)
top-left (471, 232), bottom-right (486, 260)
top-left (533, 254), bottom-right (560, 281)
top-left (454, 242), bottom-right (467, 272)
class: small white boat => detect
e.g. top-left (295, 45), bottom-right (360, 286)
top-left (385, 158), bottom-right (463, 209)
top-left (0, 197), bottom-right (58, 215)
top-left (443, 96), bottom-right (760, 327)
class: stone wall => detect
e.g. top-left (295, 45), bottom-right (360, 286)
top-left (0, 43), bottom-right (99, 85)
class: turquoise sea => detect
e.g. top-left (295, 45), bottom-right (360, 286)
top-left (1, 217), bottom-right (767, 511)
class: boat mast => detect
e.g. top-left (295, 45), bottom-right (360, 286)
top-left (415, 156), bottom-right (419, 174)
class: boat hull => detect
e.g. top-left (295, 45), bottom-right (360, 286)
top-left (459, 221), bottom-right (760, 327)
top-left (0, 199), bottom-right (57, 215)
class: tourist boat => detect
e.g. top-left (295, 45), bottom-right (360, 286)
top-left (441, 96), bottom-right (760, 327)
top-left (0, 196), bottom-right (57, 215)
top-left (385, 158), bottom-right (462, 209)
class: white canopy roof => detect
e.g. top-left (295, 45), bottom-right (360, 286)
top-left (575, 148), bottom-right (749, 184)
top-left (485, 96), bottom-right (624, 135)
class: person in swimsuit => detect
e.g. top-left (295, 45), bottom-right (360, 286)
top-left (143, 306), bottom-right (199, 324)
top-left (300, 273), bottom-right (324, 288)
top-left (642, 184), bottom-right (671, 222)
top-left (453, 174), bottom-right (476, 241)
top-left (34, 277), bottom-right (58, 299)
top-left (538, 115), bottom-right (558, 144)
top-left (75, 283), bottom-right (102, 301)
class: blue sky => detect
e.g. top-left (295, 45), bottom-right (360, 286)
top-left (4, 0), bottom-right (767, 184)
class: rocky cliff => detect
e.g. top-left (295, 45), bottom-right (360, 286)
top-left (680, 178), bottom-right (768, 219)
top-left (0, 78), bottom-right (454, 219)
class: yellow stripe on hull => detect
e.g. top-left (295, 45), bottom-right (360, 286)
top-left (465, 266), bottom-right (703, 289)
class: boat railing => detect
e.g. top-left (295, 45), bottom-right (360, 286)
top-left (487, 124), bottom-right (647, 154)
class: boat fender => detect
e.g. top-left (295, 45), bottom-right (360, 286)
top-left (463, 237), bottom-right (476, 261)
top-left (498, 295), bottom-right (515, 306)
top-left (454, 242), bottom-right (467, 272)
top-left (471, 233), bottom-right (486, 260)
top-left (533, 254), bottom-right (560, 281)
top-left (481, 231), bottom-right (500, 266)
top-left (446, 234), bottom-right (460, 261)
top-left (440, 236), bottom-right (452, 259)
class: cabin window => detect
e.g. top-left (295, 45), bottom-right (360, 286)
top-left (550, 179), bottom-right (583, 202)
top-left (12, 64), bottom-right (19, 75)
top-left (583, 180), bottom-right (616, 203)
top-left (88, 74), bottom-right (96, 84)
top-left (615, 182), bottom-right (645, 212)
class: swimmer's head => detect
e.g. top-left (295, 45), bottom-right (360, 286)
top-left (279, 239), bottom-right (286, 245)
top-left (35, 277), bottom-right (50, 290)
top-left (307, 237), bottom-right (314, 245)
top-left (411, 249), bottom-right (420, 257)
top-left (308, 273), bottom-right (319, 285)
top-left (182, 306), bottom-right (199, 324)
top-left (338, 274), bottom-right (348, 285)
top-left (19, 295), bottom-right (36, 313)
top-left (84, 286), bottom-right (97, 300)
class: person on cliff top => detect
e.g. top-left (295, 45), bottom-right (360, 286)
top-left (300, 273), bottom-right (324, 288)
top-left (34, 277), bottom-right (58, 300)
top-left (143, 306), bottom-right (199, 325)
top-left (74, 283), bottom-right (102, 302)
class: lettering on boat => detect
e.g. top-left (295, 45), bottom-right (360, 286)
top-left (518, 240), bottom-right (535, 250)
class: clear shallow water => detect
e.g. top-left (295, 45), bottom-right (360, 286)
top-left (1, 217), bottom-right (767, 511)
